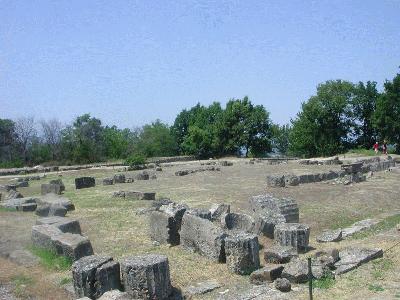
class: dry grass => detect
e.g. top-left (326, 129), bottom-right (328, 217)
top-left (1, 157), bottom-right (400, 299)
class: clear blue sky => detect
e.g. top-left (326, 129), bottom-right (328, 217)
top-left (1, 0), bottom-right (399, 128)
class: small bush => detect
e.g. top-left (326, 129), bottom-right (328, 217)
top-left (124, 153), bottom-right (147, 167)
top-left (29, 246), bottom-right (72, 271)
top-left (312, 273), bottom-right (335, 289)
top-left (0, 160), bottom-right (24, 168)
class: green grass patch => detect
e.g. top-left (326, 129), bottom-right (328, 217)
top-left (351, 214), bottom-right (400, 240)
top-left (371, 258), bottom-right (394, 280)
top-left (368, 284), bottom-right (385, 292)
top-left (28, 246), bottom-right (72, 271)
top-left (312, 273), bottom-right (335, 289)
top-left (0, 206), bottom-right (16, 212)
top-left (11, 274), bottom-right (34, 297)
top-left (59, 276), bottom-right (72, 286)
top-left (330, 214), bottom-right (360, 230)
top-left (347, 148), bottom-right (377, 156)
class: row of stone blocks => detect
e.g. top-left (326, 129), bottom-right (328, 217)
top-left (103, 172), bottom-right (153, 185)
top-left (73, 254), bottom-right (171, 300)
top-left (31, 216), bottom-right (93, 261)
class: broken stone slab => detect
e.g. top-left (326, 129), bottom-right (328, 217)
top-left (249, 194), bottom-right (299, 223)
top-left (98, 290), bottom-right (130, 300)
top-left (121, 254), bottom-right (171, 300)
top-left (274, 223), bottom-right (310, 252)
top-left (175, 170), bottom-right (189, 176)
top-left (151, 198), bottom-right (173, 209)
top-left (254, 212), bottom-right (286, 238)
top-left (222, 212), bottom-right (256, 234)
top-left (281, 258), bottom-right (331, 283)
top-left (103, 178), bottom-right (114, 185)
top-left (209, 203), bottom-right (230, 222)
top-left (187, 207), bottom-right (212, 220)
top-left (52, 233), bottom-right (94, 261)
top-left (47, 204), bottom-right (67, 217)
top-left (182, 280), bottom-right (221, 298)
top-left (16, 203), bottom-right (37, 212)
top-left (2, 197), bottom-right (38, 209)
top-left (180, 213), bottom-right (227, 262)
top-left (5, 189), bottom-right (24, 200)
top-left (125, 176), bottom-right (134, 183)
top-left (264, 245), bottom-right (298, 264)
top-left (75, 177), bottom-right (96, 189)
top-left (125, 191), bottom-right (156, 200)
top-left (72, 255), bottom-right (121, 299)
top-left (316, 229), bottom-right (343, 243)
top-left (36, 216), bottom-right (82, 234)
top-left (275, 278), bottom-right (291, 292)
top-left (49, 179), bottom-right (65, 192)
top-left (266, 175), bottom-right (285, 187)
top-left (37, 194), bottom-right (75, 211)
top-left (334, 248), bottom-right (383, 275)
top-left (225, 233), bottom-right (260, 275)
top-left (249, 264), bottom-right (284, 284)
top-left (113, 174), bottom-right (125, 184)
top-left (16, 180), bottom-right (29, 188)
top-left (149, 203), bottom-right (187, 245)
top-left (342, 219), bottom-right (380, 238)
top-left (217, 285), bottom-right (289, 300)
top-left (135, 172), bottom-right (149, 180)
top-left (285, 175), bottom-right (299, 186)
top-left (41, 183), bottom-right (63, 195)
top-left (220, 161), bottom-right (233, 166)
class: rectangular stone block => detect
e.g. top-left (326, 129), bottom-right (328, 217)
top-left (31, 224), bottom-right (62, 251)
top-left (41, 183), bottom-right (62, 195)
top-left (36, 217), bottom-right (82, 234)
top-left (225, 233), bottom-right (260, 275)
top-left (274, 223), bottom-right (310, 252)
top-left (180, 213), bottom-right (227, 262)
top-left (75, 177), bottom-right (96, 189)
top-left (52, 233), bottom-right (93, 261)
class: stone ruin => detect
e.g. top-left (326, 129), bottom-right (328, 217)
top-left (175, 166), bottom-right (220, 176)
top-left (75, 177), bottom-right (96, 189)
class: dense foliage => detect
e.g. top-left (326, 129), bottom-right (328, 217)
top-left (1, 70), bottom-right (399, 166)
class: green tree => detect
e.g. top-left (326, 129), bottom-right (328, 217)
top-left (103, 126), bottom-right (133, 159)
top-left (352, 81), bottom-right (379, 148)
top-left (218, 97), bottom-right (272, 157)
top-left (271, 124), bottom-right (291, 155)
top-left (374, 72), bottom-right (400, 153)
top-left (289, 80), bottom-right (355, 157)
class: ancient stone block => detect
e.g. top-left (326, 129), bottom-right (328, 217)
top-left (48, 204), bottom-right (67, 217)
top-left (285, 175), bottom-right (299, 186)
top-left (135, 172), bottom-right (149, 180)
top-left (98, 290), bottom-right (130, 300)
top-left (274, 278), bottom-right (291, 292)
top-left (266, 175), bottom-right (285, 187)
top-left (254, 213), bottom-right (286, 238)
top-left (49, 179), bottom-right (65, 192)
top-left (52, 233), bottom-right (93, 261)
top-left (281, 258), bottom-right (330, 283)
top-left (36, 216), bottom-right (82, 234)
top-left (41, 183), bottom-right (62, 195)
top-left (250, 265), bottom-right (284, 284)
top-left (5, 189), bottom-right (24, 200)
top-left (113, 174), bottom-right (125, 184)
top-left (180, 213), bottom-right (227, 262)
top-left (316, 229), bottom-right (342, 243)
top-left (187, 208), bottom-right (211, 220)
top-left (334, 248), bottom-right (383, 275)
top-left (182, 280), bottom-right (221, 298)
top-left (222, 212), bottom-right (256, 233)
top-left (75, 177), bottom-right (96, 189)
top-left (249, 194), bottom-right (299, 223)
top-left (37, 194), bottom-right (75, 211)
top-left (274, 223), bottom-right (310, 252)
top-left (225, 233), bottom-right (260, 275)
top-left (103, 178), bottom-right (114, 185)
top-left (3, 197), bottom-right (37, 209)
top-left (121, 254), bottom-right (171, 300)
top-left (342, 219), bottom-right (379, 238)
top-left (209, 203), bottom-right (230, 222)
top-left (264, 245), bottom-right (298, 264)
top-left (125, 191), bottom-right (156, 200)
top-left (149, 203), bottom-right (186, 245)
top-left (16, 203), bottom-right (37, 212)
top-left (31, 224), bottom-right (62, 251)
top-left (72, 255), bottom-right (121, 299)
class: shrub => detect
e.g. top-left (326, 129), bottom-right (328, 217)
top-left (124, 153), bottom-right (147, 167)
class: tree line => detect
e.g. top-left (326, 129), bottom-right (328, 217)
top-left (1, 71), bottom-right (399, 167)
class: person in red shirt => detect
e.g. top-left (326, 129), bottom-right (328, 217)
top-left (373, 141), bottom-right (379, 154)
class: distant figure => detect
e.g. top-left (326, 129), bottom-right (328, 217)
top-left (383, 140), bottom-right (388, 155)
top-left (373, 141), bottom-right (379, 154)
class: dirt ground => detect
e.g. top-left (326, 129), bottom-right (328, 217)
top-left (0, 155), bottom-right (399, 299)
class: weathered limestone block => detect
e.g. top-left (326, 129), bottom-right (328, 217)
top-left (48, 204), bottom-right (67, 217)
top-left (103, 178), bottom-right (114, 185)
top-left (75, 177), bottom-right (96, 189)
top-left (113, 174), bottom-right (125, 184)
top-left (264, 245), bottom-right (298, 264)
top-left (2, 197), bottom-right (37, 209)
top-left (187, 208), bottom-right (211, 220)
top-left (16, 203), bottom-right (37, 212)
top-left (49, 179), bottom-right (65, 192)
top-left (222, 213), bottom-right (256, 234)
top-left (5, 189), bottom-right (24, 200)
top-left (316, 229), bottom-right (342, 243)
top-left (31, 224), bottom-right (62, 251)
top-left (250, 264), bottom-right (284, 284)
top-left (38, 194), bottom-right (75, 211)
top-left (274, 223), bottom-right (310, 252)
top-left (149, 203), bottom-right (187, 245)
top-left (135, 172), bottom-right (149, 180)
top-left (52, 233), bottom-right (93, 261)
top-left (281, 258), bottom-right (331, 283)
top-left (254, 213), bottom-right (286, 238)
top-left (342, 219), bottom-right (379, 238)
top-left (36, 216), bottom-right (82, 234)
top-left (72, 255), bottom-right (121, 299)
top-left (98, 290), bottom-right (130, 300)
top-left (225, 233), bottom-right (260, 275)
top-left (121, 254), bottom-right (171, 300)
top-left (41, 183), bottom-right (63, 195)
top-left (285, 175), bottom-right (299, 186)
top-left (266, 175), bottom-right (285, 187)
top-left (180, 213), bottom-right (227, 262)
top-left (125, 191), bottom-right (156, 200)
top-left (334, 248), bottom-right (383, 275)
top-left (249, 194), bottom-right (299, 223)
top-left (220, 160), bottom-right (233, 166)
top-left (182, 280), bottom-right (221, 298)
top-left (275, 278), bottom-right (291, 292)
top-left (209, 203), bottom-right (230, 222)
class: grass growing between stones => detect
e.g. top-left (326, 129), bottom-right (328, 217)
top-left (350, 214), bottom-right (400, 240)
top-left (59, 276), bottom-right (72, 286)
top-left (312, 273), bottom-right (335, 289)
top-left (368, 284), bottom-right (385, 292)
top-left (28, 246), bottom-right (72, 271)
top-left (11, 274), bottom-right (34, 297)
top-left (371, 258), bottom-right (394, 280)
